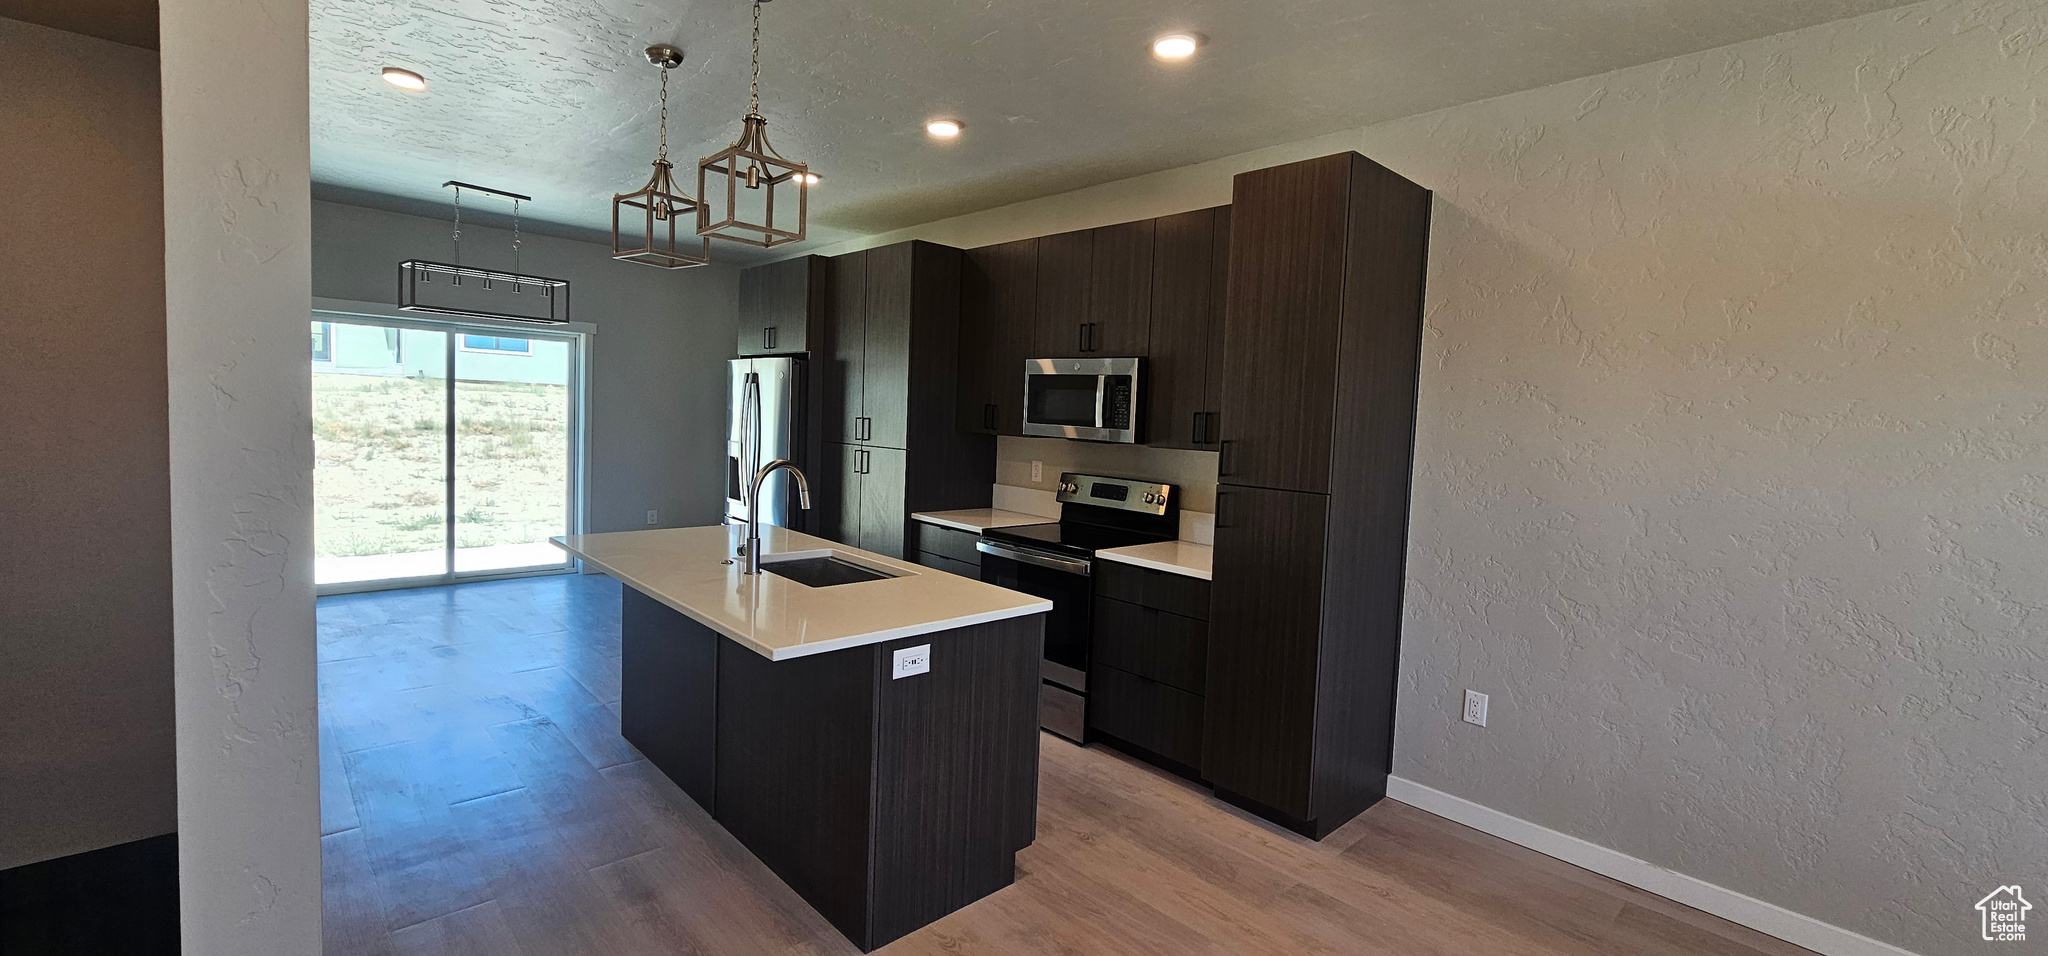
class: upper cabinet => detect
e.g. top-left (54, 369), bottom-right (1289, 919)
top-left (1085, 219), bottom-right (1155, 356)
top-left (736, 255), bottom-right (823, 356)
top-left (957, 239), bottom-right (1039, 436)
top-left (1033, 229), bottom-right (1093, 357)
top-left (1214, 158), bottom-right (1355, 494)
top-left (1145, 206), bottom-right (1228, 450)
top-left (1033, 222), bottom-right (1154, 358)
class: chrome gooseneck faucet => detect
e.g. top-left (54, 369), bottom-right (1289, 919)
top-left (744, 459), bottom-right (812, 574)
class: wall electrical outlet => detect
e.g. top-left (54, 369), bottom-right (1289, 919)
top-left (1463, 690), bottom-right (1489, 727)
top-left (1031, 460), bottom-right (1044, 483)
top-left (646, 509), bottom-right (658, 526)
top-left (892, 644), bottom-right (931, 680)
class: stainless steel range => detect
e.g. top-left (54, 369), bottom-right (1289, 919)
top-left (976, 473), bottom-right (1178, 741)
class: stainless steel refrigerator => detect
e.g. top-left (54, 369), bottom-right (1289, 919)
top-left (726, 356), bottom-right (808, 529)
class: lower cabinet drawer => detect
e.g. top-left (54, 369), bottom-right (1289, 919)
top-left (1087, 665), bottom-right (1204, 772)
top-left (910, 522), bottom-right (983, 565)
top-left (1092, 597), bottom-right (1206, 694)
top-left (916, 550), bottom-right (980, 578)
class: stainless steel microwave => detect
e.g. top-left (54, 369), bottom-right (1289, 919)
top-left (1022, 357), bottom-right (1141, 443)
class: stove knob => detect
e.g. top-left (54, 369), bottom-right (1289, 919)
top-left (1142, 493), bottom-right (1158, 504)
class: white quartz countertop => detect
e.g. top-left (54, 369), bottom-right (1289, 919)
top-left (910, 508), bottom-right (1050, 533)
top-left (1096, 540), bottom-right (1214, 580)
top-left (551, 526), bottom-right (1051, 661)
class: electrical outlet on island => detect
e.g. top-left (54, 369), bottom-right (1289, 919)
top-left (1031, 460), bottom-right (1044, 483)
top-left (646, 509), bottom-right (658, 526)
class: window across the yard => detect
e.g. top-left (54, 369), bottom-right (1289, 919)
top-left (311, 322), bottom-right (332, 362)
top-left (461, 334), bottom-right (532, 355)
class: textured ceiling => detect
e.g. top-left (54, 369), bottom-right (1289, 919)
top-left (310, 0), bottom-right (1921, 263)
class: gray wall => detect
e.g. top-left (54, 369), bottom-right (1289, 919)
top-left (163, 0), bottom-right (322, 946)
top-left (311, 201), bottom-right (741, 533)
top-left (0, 17), bottom-right (175, 871)
top-left (804, 2), bottom-right (2048, 952)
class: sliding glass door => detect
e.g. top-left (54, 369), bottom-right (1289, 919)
top-left (312, 314), bottom-right (581, 591)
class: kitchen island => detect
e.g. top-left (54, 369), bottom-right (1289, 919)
top-left (551, 525), bottom-right (1050, 952)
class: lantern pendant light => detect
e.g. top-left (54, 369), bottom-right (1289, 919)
top-left (696, 0), bottom-right (810, 248)
top-left (612, 44), bottom-right (711, 269)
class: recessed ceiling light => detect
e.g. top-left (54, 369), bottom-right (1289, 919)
top-left (926, 119), bottom-right (962, 139)
top-left (381, 67), bottom-right (426, 91)
top-left (1152, 33), bottom-right (1201, 60)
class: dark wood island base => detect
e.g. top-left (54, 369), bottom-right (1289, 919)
top-left (619, 586), bottom-right (1045, 951)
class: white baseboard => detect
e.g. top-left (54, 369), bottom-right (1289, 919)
top-left (1385, 777), bottom-right (1923, 956)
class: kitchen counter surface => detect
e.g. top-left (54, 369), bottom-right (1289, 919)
top-left (910, 508), bottom-right (1050, 533)
top-left (1096, 539), bottom-right (1214, 580)
top-left (552, 525), bottom-right (1050, 661)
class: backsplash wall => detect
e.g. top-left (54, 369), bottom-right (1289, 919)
top-left (995, 437), bottom-right (1219, 514)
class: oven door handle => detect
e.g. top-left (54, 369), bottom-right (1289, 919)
top-left (976, 540), bottom-right (1093, 575)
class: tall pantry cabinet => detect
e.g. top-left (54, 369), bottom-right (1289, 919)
top-left (810, 241), bottom-right (994, 558)
top-left (1203, 152), bottom-right (1433, 839)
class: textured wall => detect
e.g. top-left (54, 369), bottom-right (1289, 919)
top-left (810, 3), bottom-right (2048, 953)
top-left (161, 0), bottom-right (322, 948)
top-left (310, 200), bottom-right (741, 533)
top-left (0, 16), bottom-right (174, 871)
top-left (1376, 5), bottom-right (2045, 954)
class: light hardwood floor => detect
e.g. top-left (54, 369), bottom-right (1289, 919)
top-left (319, 574), bottom-right (1812, 956)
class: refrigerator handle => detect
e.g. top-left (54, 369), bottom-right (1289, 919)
top-left (740, 371), bottom-right (762, 505)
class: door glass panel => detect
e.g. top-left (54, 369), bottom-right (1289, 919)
top-left (453, 335), bottom-right (573, 574)
top-left (313, 323), bottom-right (450, 585)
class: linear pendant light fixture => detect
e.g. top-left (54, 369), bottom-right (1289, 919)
top-left (400, 181), bottom-right (570, 325)
top-left (613, 45), bottom-right (712, 269)
top-left (696, 0), bottom-right (811, 248)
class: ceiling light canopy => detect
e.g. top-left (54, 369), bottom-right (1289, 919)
top-left (926, 119), bottom-right (962, 138)
top-left (612, 44), bottom-right (711, 269)
top-left (380, 66), bottom-right (426, 91)
top-left (1152, 33), bottom-right (1201, 60)
top-left (696, 0), bottom-right (812, 249)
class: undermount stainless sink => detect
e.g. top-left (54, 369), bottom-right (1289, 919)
top-left (758, 551), bottom-right (907, 588)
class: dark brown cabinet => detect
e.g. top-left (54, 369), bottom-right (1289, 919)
top-left (1204, 152), bottom-right (1431, 839)
top-left (1144, 206), bottom-right (1228, 450)
top-left (1033, 229), bottom-right (1093, 357)
top-left (956, 239), bottom-right (1038, 436)
top-left (737, 255), bottom-right (824, 356)
top-left (812, 241), bottom-right (994, 559)
top-left (1089, 561), bottom-right (1212, 778)
top-left (820, 252), bottom-right (868, 444)
top-left (1084, 218), bottom-right (1154, 355)
top-left (1033, 222), bottom-right (1154, 358)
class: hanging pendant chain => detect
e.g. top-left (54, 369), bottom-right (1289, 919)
top-left (511, 199), bottom-right (522, 276)
top-left (748, 0), bottom-right (762, 116)
top-left (657, 67), bottom-right (670, 163)
top-left (452, 185), bottom-right (462, 268)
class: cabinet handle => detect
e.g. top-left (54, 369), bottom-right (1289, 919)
top-left (1215, 491), bottom-right (1232, 529)
top-left (1217, 438), bottom-right (1236, 476)
top-left (1206, 411), bottom-right (1221, 448)
top-left (1077, 323), bottom-right (1088, 353)
top-left (1086, 322), bottom-right (1097, 352)
top-left (764, 326), bottom-right (777, 350)
top-left (985, 403), bottom-right (997, 431)
top-left (1191, 412), bottom-right (1205, 445)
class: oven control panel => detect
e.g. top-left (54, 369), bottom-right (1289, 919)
top-left (1054, 473), bottom-right (1174, 516)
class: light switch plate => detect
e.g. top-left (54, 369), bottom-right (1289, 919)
top-left (892, 644), bottom-right (931, 680)
top-left (1031, 460), bottom-right (1044, 483)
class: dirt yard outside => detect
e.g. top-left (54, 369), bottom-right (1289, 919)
top-left (313, 372), bottom-right (568, 560)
